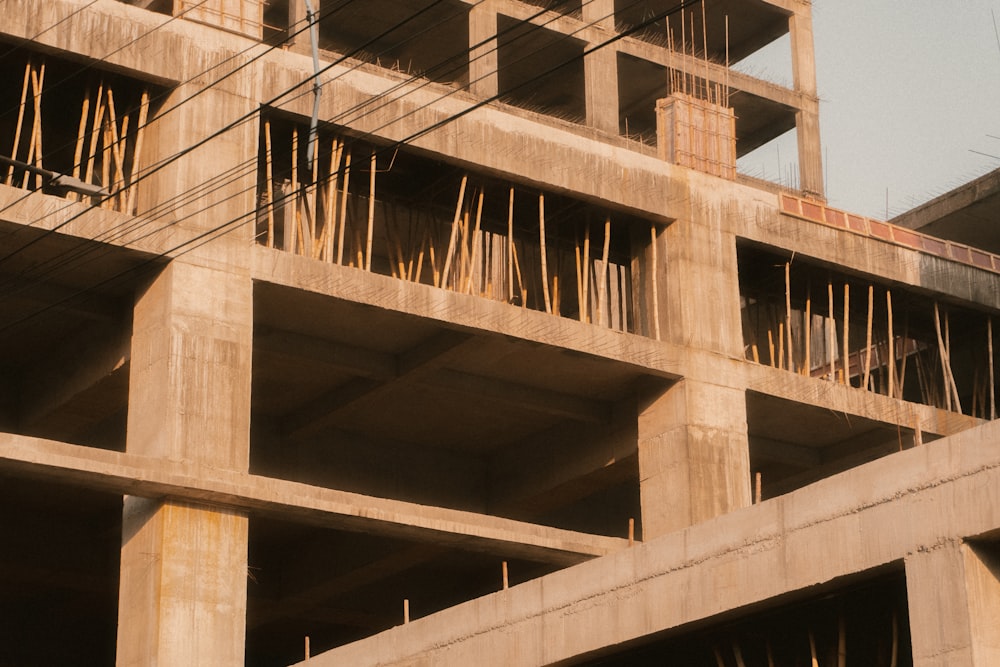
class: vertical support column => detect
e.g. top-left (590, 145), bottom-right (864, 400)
top-left (118, 75), bottom-right (257, 665)
top-left (637, 379), bottom-right (750, 539)
top-left (287, 0), bottom-right (309, 47)
top-left (906, 542), bottom-right (1000, 666)
top-left (583, 0), bottom-right (619, 134)
top-left (469, 1), bottom-right (498, 98)
top-left (789, 5), bottom-right (823, 198)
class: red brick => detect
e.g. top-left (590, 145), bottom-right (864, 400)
top-left (869, 220), bottom-right (891, 240)
top-left (801, 201), bottom-right (824, 221)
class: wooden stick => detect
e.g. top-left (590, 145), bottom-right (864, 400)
top-left (627, 518), bottom-right (635, 546)
top-left (99, 104), bottom-right (111, 202)
top-left (320, 138), bottom-right (342, 261)
top-left (440, 175), bottom-right (468, 288)
top-left (766, 640), bottom-right (775, 667)
top-left (808, 629), bottom-right (819, 667)
top-left (934, 302), bottom-right (953, 412)
top-left (596, 218), bottom-right (610, 327)
top-left (650, 225), bottom-right (661, 340)
top-left (712, 647), bottom-right (725, 667)
top-left (6, 61), bottom-right (31, 185)
top-left (990, 317), bottom-right (996, 420)
top-left (803, 283), bottom-right (811, 375)
top-left (778, 322), bottom-right (785, 374)
top-left (126, 89), bottom-right (149, 214)
top-left (838, 611), bottom-right (847, 667)
top-left (28, 63), bottom-right (46, 189)
top-left (305, 636), bottom-right (310, 660)
top-left (290, 126), bottom-right (299, 253)
top-left (539, 194), bottom-right (552, 314)
top-left (768, 328), bottom-right (775, 368)
top-left (264, 120), bottom-right (275, 248)
top-left (582, 223), bottom-right (591, 323)
top-left (507, 187), bottom-right (515, 302)
top-left (502, 561), bottom-right (509, 590)
top-left (754, 471), bottom-right (762, 504)
top-left (899, 315), bottom-right (910, 399)
top-left (829, 281), bottom-right (836, 381)
top-left (785, 262), bottom-right (793, 372)
top-left (72, 87), bottom-right (91, 186)
top-left (365, 148), bottom-right (376, 271)
top-left (511, 236), bottom-right (526, 305)
top-left (84, 81), bottom-right (105, 190)
top-left (887, 290), bottom-right (895, 399)
top-left (945, 311), bottom-right (962, 412)
top-left (403, 599), bottom-right (410, 624)
top-left (336, 148), bottom-right (352, 265)
top-left (105, 89), bottom-right (128, 206)
top-left (733, 641), bottom-right (747, 667)
top-left (863, 285), bottom-right (874, 392)
top-left (843, 283), bottom-right (850, 384)
top-left (890, 611), bottom-right (898, 667)
top-left (465, 191), bottom-right (484, 294)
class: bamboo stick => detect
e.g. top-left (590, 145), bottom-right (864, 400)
top-left (899, 315), bottom-right (910, 399)
top-left (30, 63), bottom-right (46, 189)
top-left (887, 290), bottom-right (895, 399)
top-left (863, 285), bottom-right (874, 392)
top-left (990, 317), bottom-right (996, 420)
top-left (934, 302), bottom-right (953, 412)
top-left (838, 612), bottom-right (847, 667)
top-left (7, 61), bottom-right (32, 185)
top-left (105, 89), bottom-right (128, 207)
top-left (785, 262), bottom-right (793, 372)
top-left (712, 647), bottom-right (725, 667)
top-left (828, 281), bottom-right (836, 381)
top-left (511, 236), bottom-right (526, 305)
top-left (126, 89), bottom-right (149, 214)
top-left (754, 471), bottom-right (762, 503)
top-left (778, 322), bottom-right (785, 373)
top-left (766, 641), bottom-right (775, 667)
top-left (403, 599), bottom-right (409, 624)
top-left (309, 136), bottom-right (320, 257)
top-left (768, 329), bottom-right (775, 367)
top-left (100, 108), bottom-right (111, 203)
top-left (507, 187), bottom-right (515, 302)
top-left (733, 641), bottom-right (747, 667)
top-left (843, 283), bottom-right (850, 384)
top-left (365, 148), bottom-right (376, 271)
top-left (336, 148), bottom-right (352, 265)
top-left (465, 191), bottom-right (485, 294)
top-left (290, 127), bottom-right (299, 253)
top-left (440, 175), bottom-right (468, 288)
top-left (582, 223), bottom-right (591, 323)
top-left (803, 283), bottom-right (811, 375)
top-left (628, 518), bottom-right (635, 546)
top-left (539, 194), bottom-right (552, 314)
top-left (502, 561), bottom-right (509, 590)
top-left (320, 138), bottom-right (342, 261)
top-left (84, 82), bottom-right (105, 190)
top-left (575, 234), bottom-right (583, 319)
top-left (72, 88), bottom-right (91, 187)
top-left (596, 218), bottom-right (610, 327)
top-left (890, 612), bottom-right (898, 667)
top-left (650, 225), bottom-right (661, 340)
top-left (945, 311), bottom-right (962, 412)
top-left (264, 120), bottom-right (275, 248)
top-left (808, 629), bottom-right (819, 667)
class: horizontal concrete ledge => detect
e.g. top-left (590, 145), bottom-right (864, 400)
top-left (0, 433), bottom-right (626, 567)
top-left (252, 246), bottom-right (684, 379)
top-left (302, 420), bottom-right (1000, 666)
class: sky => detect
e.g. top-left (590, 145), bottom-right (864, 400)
top-left (735, 0), bottom-right (1000, 220)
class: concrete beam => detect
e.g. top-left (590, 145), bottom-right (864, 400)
top-left (0, 433), bottom-right (628, 566)
top-left (301, 420), bottom-right (1000, 667)
top-left (255, 327), bottom-right (397, 380)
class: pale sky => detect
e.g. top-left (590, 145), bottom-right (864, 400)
top-left (736, 0), bottom-right (1000, 220)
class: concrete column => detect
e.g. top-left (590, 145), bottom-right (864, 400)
top-left (469, 2), bottom-right (498, 98)
top-left (637, 379), bottom-right (750, 539)
top-left (117, 71), bottom-right (256, 664)
top-left (789, 6), bottom-right (823, 198)
top-left (582, 0), bottom-right (618, 134)
top-left (906, 542), bottom-right (1000, 666)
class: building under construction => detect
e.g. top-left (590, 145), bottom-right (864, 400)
top-left (1, 0), bottom-right (998, 664)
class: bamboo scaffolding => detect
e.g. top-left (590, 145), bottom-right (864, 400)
top-left (887, 290), bottom-right (895, 399)
top-left (319, 138), bottom-right (342, 261)
top-left (827, 281), bottom-right (835, 380)
top-left (934, 302), bottom-right (955, 412)
top-left (890, 612), bottom-right (898, 667)
top-left (99, 108), bottom-right (112, 204)
top-left (768, 329), bottom-right (776, 367)
top-left (440, 175), bottom-right (468, 288)
top-left (507, 187), bottom-right (515, 302)
top-left (539, 194), bottom-right (552, 314)
top-left (72, 87), bottom-right (91, 193)
top-left (29, 63), bottom-right (46, 189)
top-left (778, 322), bottom-right (785, 372)
top-left (899, 315), bottom-right (910, 399)
top-left (838, 612), bottom-right (847, 667)
top-left (808, 629), bottom-right (819, 667)
top-left (733, 641), bottom-right (747, 667)
top-left (263, 120), bottom-right (275, 248)
top-left (290, 127), bottom-right (299, 253)
top-left (7, 61), bottom-right (32, 186)
top-left (105, 89), bottom-right (128, 209)
top-left (990, 317), bottom-right (996, 420)
top-left (863, 285), bottom-right (874, 392)
top-left (803, 284), bottom-right (811, 375)
top-left (466, 191), bottom-right (484, 294)
top-left (596, 218), bottom-right (610, 327)
top-left (126, 89), bottom-right (149, 214)
top-left (365, 148), bottom-right (376, 271)
top-left (581, 223), bottom-right (591, 323)
top-left (336, 148), bottom-right (352, 265)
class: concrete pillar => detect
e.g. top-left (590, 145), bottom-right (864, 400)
top-left (789, 6), bottom-right (823, 198)
top-left (469, 2), bottom-right (498, 98)
top-left (117, 70), bottom-right (256, 664)
top-left (637, 379), bottom-right (750, 539)
top-left (582, 0), bottom-right (618, 134)
top-left (906, 542), bottom-right (1000, 666)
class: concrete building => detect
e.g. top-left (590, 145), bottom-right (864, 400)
top-left (0, 0), bottom-right (997, 665)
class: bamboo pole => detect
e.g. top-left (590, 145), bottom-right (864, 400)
top-left (539, 194), bottom-right (552, 314)
top-left (934, 302), bottom-right (953, 412)
top-left (365, 148), bottom-right (376, 271)
top-left (990, 317), bottom-right (996, 420)
top-left (945, 311), bottom-right (962, 412)
top-left (575, 234), bottom-right (584, 319)
top-left (336, 148), bottom-right (352, 265)
top-left (843, 283), bottom-right (850, 384)
top-left (768, 329), bottom-right (775, 367)
top-left (628, 518), bottom-right (635, 546)
top-left (838, 612), bottom-right (847, 667)
top-left (596, 218), bottom-right (610, 327)
top-left (6, 61), bottom-right (32, 185)
top-left (72, 88), bottom-right (91, 187)
top-left (29, 63), bottom-right (46, 189)
top-left (733, 641), bottom-right (747, 667)
top-left (403, 599), bottom-right (409, 624)
top-left (712, 647), bottom-right (725, 667)
top-left (828, 281), bottom-right (836, 381)
top-left (650, 225), bottom-right (661, 340)
top-left (887, 290), bottom-right (895, 399)
top-left (778, 322), bottom-right (785, 374)
top-left (290, 127), bottom-right (299, 253)
top-left (320, 138), bottom-right (342, 261)
top-left (581, 223), bottom-right (591, 323)
top-left (890, 612), bottom-right (898, 667)
top-left (502, 561), bottom-right (509, 590)
top-left (803, 284), bottom-right (812, 375)
top-left (99, 106), bottom-right (111, 203)
top-left (84, 81), bottom-right (105, 190)
top-left (126, 89), bottom-right (149, 214)
top-left (105, 89), bottom-right (128, 208)
top-left (507, 187), bottom-right (515, 302)
top-left (465, 191), bottom-right (484, 294)
top-left (440, 175), bottom-right (468, 288)
top-left (309, 136), bottom-right (320, 257)
top-left (863, 285), bottom-right (874, 392)
top-left (264, 120), bottom-right (275, 248)
top-left (766, 641), bottom-right (775, 667)
top-left (808, 629), bottom-right (819, 667)
top-left (899, 315), bottom-right (910, 398)
top-left (785, 262), bottom-right (793, 372)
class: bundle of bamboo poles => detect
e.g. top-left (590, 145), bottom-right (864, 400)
top-left (258, 124), bottom-right (636, 332)
top-left (6, 58), bottom-right (149, 214)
